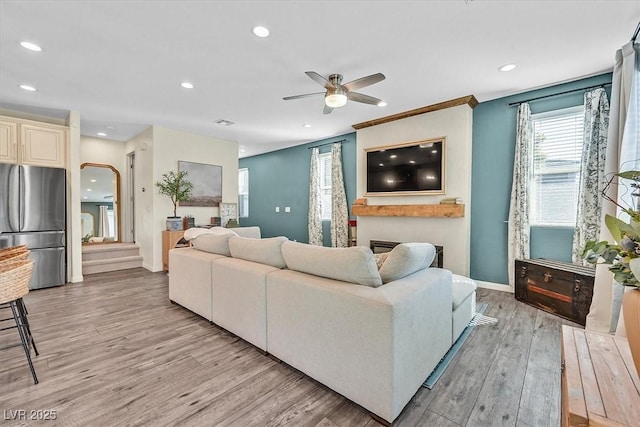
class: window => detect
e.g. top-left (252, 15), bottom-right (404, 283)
top-left (238, 168), bottom-right (249, 218)
top-left (319, 152), bottom-right (332, 220)
top-left (530, 106), bottom-right (584, 226)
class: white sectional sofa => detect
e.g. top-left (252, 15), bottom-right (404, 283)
top-left (168, 227), bottom-right (476, 425)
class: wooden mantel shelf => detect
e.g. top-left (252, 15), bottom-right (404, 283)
top-left (351, 204), bottom-right (464, 218)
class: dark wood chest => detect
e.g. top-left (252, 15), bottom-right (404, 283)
top-left (515, 259), bottom-right (595, 326)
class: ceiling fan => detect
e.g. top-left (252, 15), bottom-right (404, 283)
top-left (283, 71), bottom-right (386, 114)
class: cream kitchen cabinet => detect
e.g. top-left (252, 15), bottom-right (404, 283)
top-left (0, 116), bottom-right (67, 168)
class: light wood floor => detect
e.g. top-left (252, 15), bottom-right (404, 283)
top-left (0, 268), bottom-right (578, 426)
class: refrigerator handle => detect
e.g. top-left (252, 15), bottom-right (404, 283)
top-left (19, 165), bottom-right (25, 230)
top-left (8, 165), bottom-right (21, 231)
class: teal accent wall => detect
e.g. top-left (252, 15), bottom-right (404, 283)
top-left (238, 133), bottom-right (356, 246)
top-left (470, 73), bottom-right (613, 285)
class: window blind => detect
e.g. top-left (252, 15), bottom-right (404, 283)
top-left (531, 106), bottom-right (584, 226)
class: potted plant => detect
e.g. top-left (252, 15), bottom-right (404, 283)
top-left (155, 170), bottom-right (193, 231)
top-left (582, 170), bottom-right (640, 375)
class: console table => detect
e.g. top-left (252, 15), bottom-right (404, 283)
top-left (561, 325), bottom-right (640, 426)
top-left (162, 230), bottom-right (187, 272)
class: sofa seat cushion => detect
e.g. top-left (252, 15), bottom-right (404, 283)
top-left (379, 243), bottom-right (436, 283)
top-left (229, 236), bottom-right (288, 268)
top-left (281, 241), bottom-right (382, 287)
top-left (452, 274), bottom-right (477, 310)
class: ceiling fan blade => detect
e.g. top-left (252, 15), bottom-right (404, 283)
top-left (343, 73), bottom-right (385, 92)
top-left (306, 71), bottom-right (335, 89)
top-left (323, 104), bottom-right (334, 115)
top-left (347, 92), bottom-right (382, 105)
top-left (283, 92), bottom-right (325, 101)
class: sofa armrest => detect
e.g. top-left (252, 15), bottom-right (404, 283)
top-left (266, 267), bottom-right (452, 423)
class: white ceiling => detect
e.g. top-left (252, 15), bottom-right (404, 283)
top-left (1, 1), bottom-right (638, 158)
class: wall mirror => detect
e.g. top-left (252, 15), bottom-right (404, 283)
top-left (81, 163), bottom-right (121, 244)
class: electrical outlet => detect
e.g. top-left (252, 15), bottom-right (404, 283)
top-left (285, 207), bottom-right (291, 213)
top-left (275, 207), bottom-right (280, 212)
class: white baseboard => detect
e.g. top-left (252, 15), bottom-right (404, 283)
top-left (475, 280), bottom-right (513, 293)
top-left (70, 274), bottom-right (83, 283)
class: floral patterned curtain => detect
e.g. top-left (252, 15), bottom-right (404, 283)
top-left (507, 103), bottom-right (532, 288)
top-left (308, 147), bottom-right (323, 246)
top-left (572, 88), bottom-right (610, 264)
top-left (586, 41), bottom-right (640, 334)
top-left (330, 143), bottom-right (348, 247)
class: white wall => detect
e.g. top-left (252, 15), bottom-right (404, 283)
top-left (80, 136), bottom-right (126, 176)
top-left (67, 111), bottom-right (83, 283)
top-left (356, 104), bottom-right (473, 276)
top-left (127, 127), bottom-right (155, 271)
top-left (150, 126), bottom-right (238, 272)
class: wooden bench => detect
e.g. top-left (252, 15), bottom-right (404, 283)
top-left (561, 325), bottom-right (640, 426)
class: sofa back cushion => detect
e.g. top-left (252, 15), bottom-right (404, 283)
top-left (191, 228), bottom-right (238, 256)
top-left (229, 236), bottom-right (288, 268)
top-left (281, 241), bottom-right (383, 287)
top-left (233, 226), bottom-right (261, 239)
top-left (379, 243), bottom-right (436, 283)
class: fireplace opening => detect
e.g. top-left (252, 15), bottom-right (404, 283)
top-left (370, 240), bottom-right (443, 268)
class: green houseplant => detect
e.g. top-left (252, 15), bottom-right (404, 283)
top-left (155, 170), bottom-right (193, 230)
top-left (582, 170), bottom-right (640, 376)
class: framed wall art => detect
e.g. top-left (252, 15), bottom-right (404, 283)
top-left (178, 161), bottom-right (222, 207)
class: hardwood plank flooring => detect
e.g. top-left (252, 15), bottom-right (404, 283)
top-left (0, 269), bottom-right (580, 426)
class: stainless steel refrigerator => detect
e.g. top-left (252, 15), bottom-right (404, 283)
top-left (0, 164), bottom-right (66, 289)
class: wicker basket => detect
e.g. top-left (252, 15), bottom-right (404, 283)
top-left (0, 259), bottom-right (34, 305)
top-left (0, 250), bottom-right (31, 264)
top-left (0, 245), bottom-right (29, 261)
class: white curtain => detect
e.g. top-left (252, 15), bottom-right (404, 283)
top-left (507, 103), bottom-right (533, 288)
top-left (572, 88), bottom-right (610, 264)
top-left (308, 147), bottom-right (323, 246)
top-left (586, 41), bottom-right (640, 333)
top-left (330, 143), bottom-right (348, 247)
top-left (98, 205), bottom-right (110, 238)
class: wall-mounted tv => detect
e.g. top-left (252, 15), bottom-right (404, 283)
top-left (365, 137), bottom-right (446, 196)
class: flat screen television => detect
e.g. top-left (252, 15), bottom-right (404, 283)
top-left (365, 138), bottom-right (445, 195)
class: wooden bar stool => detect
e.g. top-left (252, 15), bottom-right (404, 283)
top-left (0, 258), bottom-right (39, 384)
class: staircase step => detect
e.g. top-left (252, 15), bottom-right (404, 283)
top-left (82, 255), bottom-right (143, 275)
top-left (82, 243), bottom-right (141, 261)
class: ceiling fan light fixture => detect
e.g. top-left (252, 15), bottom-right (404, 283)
top-left (325, 93), bottom-right (347, 108)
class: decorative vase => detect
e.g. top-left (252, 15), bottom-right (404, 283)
top-left (166, 217), bottom-right (183, 231)
top-left (622, 288), bottom-right (640, 376)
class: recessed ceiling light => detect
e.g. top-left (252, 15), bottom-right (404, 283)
top-left (390, 154), bottom-right (397, 159)
top-left (240, 148), bottom-right (246, 153)
top-left (378, 101), bottom-right (387, 107)
top-left (252, 26), bottom-right (270, 38)
top-left (432, 150), bottom-right (438, 154)
top-left (181, 82), bottom-right (194, 89)
top-left (83, 196), bottom-right (88, 200)
top-left (499, 63), bottom-right (517, 72)
top-left (19, 84), bottom-right (36, 92)
top-left (87, 188), bottom-right (92, 192)
top-left (20, 41), bottom-right (41, 52)
top-left (303, 124), bottom-right (312, 128)
top-left (97, 132), bottom-right (107, 137)
top-left (409, 160), bottom-right (416, 164)
top-left (90, 179), bottom-right (97, 183)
